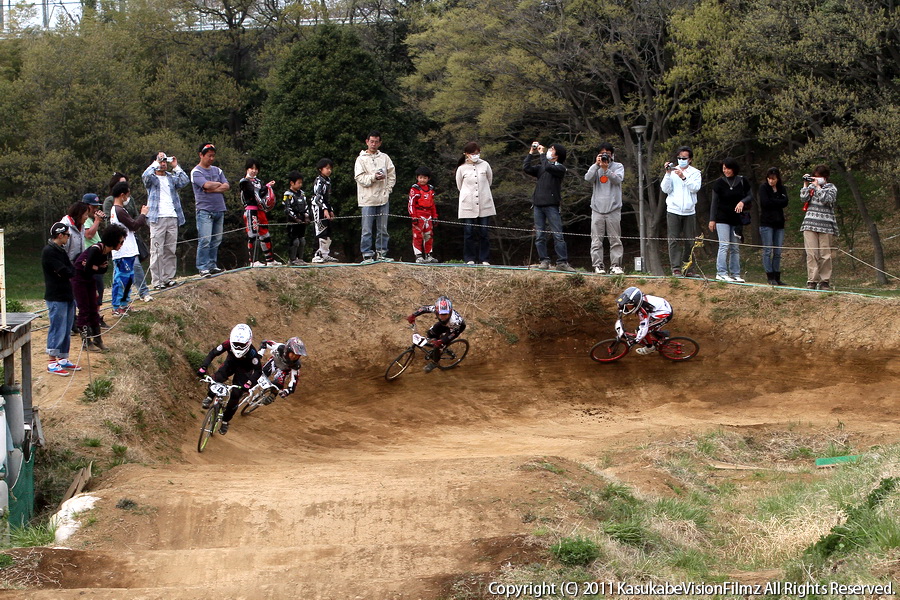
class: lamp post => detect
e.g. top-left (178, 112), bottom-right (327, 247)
top-left (631, 125), bottom-right (648, 272)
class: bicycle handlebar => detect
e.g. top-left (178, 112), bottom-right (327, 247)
top-left (199, 375), bottom-right (243, 391)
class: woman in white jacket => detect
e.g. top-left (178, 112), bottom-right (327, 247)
top-left (456, 142), bottom-right (496, 265)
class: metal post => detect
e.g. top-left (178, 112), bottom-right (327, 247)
top-left (1, 229), bottom-right (6, 329)
top-left (631, 126), bottom-right (648, 272)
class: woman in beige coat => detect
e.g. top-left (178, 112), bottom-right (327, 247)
top-left (456, 142), bottom-right (496, 265)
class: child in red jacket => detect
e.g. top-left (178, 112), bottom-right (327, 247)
top-left (409, 167), bottom-right (439, 263)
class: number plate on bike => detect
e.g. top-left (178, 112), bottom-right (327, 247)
top-left (412, 334), bottom-right (428, 347)
top-left (210, 383), bottom-right (228, 397)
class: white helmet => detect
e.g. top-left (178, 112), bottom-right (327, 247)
top-left (229, 323), bottom-right (253, 358)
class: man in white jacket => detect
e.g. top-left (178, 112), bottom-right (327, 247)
top-left (661, 146), bottom-right (701, 276)
top-left (354, 131), bottom-right (396, 263)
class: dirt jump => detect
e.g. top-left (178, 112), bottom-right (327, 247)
top-left (5, 264), bottom-right (899, 599)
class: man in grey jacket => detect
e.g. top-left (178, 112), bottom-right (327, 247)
top-left (585, 142), bottom-right (625, 275)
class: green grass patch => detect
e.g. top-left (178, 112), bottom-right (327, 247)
top-left (80, 377), bottom-right (113, 403)
top-left (0, 553), bottom-right (13, 567)
top-left (7, 521), bottom-right (56, 548)
top-left (122, 321), bottom-right (152, 341)
top-left (81, 438), bottom-right (102, 448)
top-left (477, 318), bottom-right (519, 344)
top-left (183, 347), bottom-right (206, 371)
top-left (551, 536), bottom-right (600, 566)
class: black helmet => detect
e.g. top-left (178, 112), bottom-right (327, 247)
top-left (616, 287), bottom-right (643, 315)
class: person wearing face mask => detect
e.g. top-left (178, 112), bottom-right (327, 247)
top-left (585, 142), bottom-right (625, 275)
top-left (109, 181), bottom-right (149, 316)
top-left (799, 165), bottom-right (838, 290)
top-left (104, 173), bottom-right (153, 303)
top-left (661, 146), bottom-right (702, 276)
top-left (524, 141), bottom-right (575, 272)
top-left (456, 141), bottom-right (496, 265)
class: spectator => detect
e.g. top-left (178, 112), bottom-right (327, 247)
top-left (191, 142), bottom-right (230, 277)
top-left (73, 224), bottom-right (127, 352)
top-left (354, 131), bottom-right (396, 263)
top-left (456, 142), bottom-right (495, 265)
top-left (109, 182), bottom-right (149, 315)
top-left (800, 165), bottom-right (838, 290)
top-left (283, 171), bottom-right (309, 265)
top-left (759, 167), bottom-right (788, 285)
top-left (59, 196), bottom-right (103, 263)
top-left (239, 158), bottom-right (280, 267)
top-left (585, 142), bottom-right (625, 275)
top-left (311, 158), bottom-right (338, 263)
top-left (81, 192), bottom-right (107, 326)
top-left (142, 152), bottom-right (189, 290)
top-left (104, 174), bottom-right (153, 302)
top-left (661, 146), bottom-right (701, 276)
top-left (524, 141), bottom-right (574, 272)
top-left (42, 223), bottom-right (79, 376)
top-left (708, 157), bottom-right (751, 283)
top-left (409, 166), bottom-right (438, 264)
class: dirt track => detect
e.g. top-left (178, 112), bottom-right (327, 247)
top-left (7, 265), bottom-right (900, 599)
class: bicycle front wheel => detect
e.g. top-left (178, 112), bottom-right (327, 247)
top-left (437, 339), bottom-right (469, 370)
top-left (197, 405), bottom-right (219, 452)
top-left (241, 390), bottom-right (272, 416)
top-left (590, 338), bottom-right (629, 362)
top-left (385, 347), bottom-right (415, 381)
top-left (658, 337), bottom-right (700, 361)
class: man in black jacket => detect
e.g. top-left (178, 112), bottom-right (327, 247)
top-left (524, 142), bottom-right (575, 272)
top-left (42, 222), bottom-right (81, 375)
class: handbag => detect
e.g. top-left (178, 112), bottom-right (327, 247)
top-left (136, 235), bottom-right (150, 262)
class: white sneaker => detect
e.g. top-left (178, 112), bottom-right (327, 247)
top-left (594, 267), bottom-right (607, 274)
top-left (250, 261), bottom-right (266, 267)
top-left (311, 255), bottom-right (325, 263)
top-left (731, 275), bottom-right (746, 283)
top-left (466, 261), bottom-right (475, 265)
top-left (610, 266), bottom-right (625, 275)
top-left (266, 259), bottom-right (283, 266)
top-left (324, 255), bottom-right (339, 262)
top-left (415, 256), bottom-right (427, 264)
top-left (715, 274), bottom-right (735, 282)
top-left (481, 261), bottom-right (491, 266)
top-left (141, 294), bottom-right (153, 302)
top-left (426, 255), bottom-right (440, 263)
top-left (635, 346), bottom-right (657, 356)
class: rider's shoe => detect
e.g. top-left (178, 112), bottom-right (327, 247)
top-left (635, 346), bottom-right (657, 356)
top-left (423, 362), bottom-right (437, 373)
top-left (219, 421), bottom-right (229, 435)
top-left (202, 397), bottom-right (213, 409)
top-left (262, 395), bottom-right (276, 405)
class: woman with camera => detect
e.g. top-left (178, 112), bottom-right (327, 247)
top-left (708, 157), bottom-right (751, 282)
top-left (799, 165), bottom-right (838, 290)
top-left (758, 167), bottom-right (788, 285)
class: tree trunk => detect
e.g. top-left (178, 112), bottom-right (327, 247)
top-left (835, 163), bottom-right (888, 284)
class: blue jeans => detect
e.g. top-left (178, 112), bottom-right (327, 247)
top-left (360, 203), bottom-right (389, 258)
top-left (462, 217), bottom-right (491, 263)
top-left (196, 209), bottom-right (225, 272)
top-left (46, 300), bottom-right (75, 359)
top-left (715, 223), bottom-right (741, 277)
top-left (533, 205), bottom-right (568, 263)
top-left (112, 256), bottom-right (136, 309)
top-left (759, 226), bottom-right (784, 273)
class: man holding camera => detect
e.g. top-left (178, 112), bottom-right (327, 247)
top-left (143, 151), bottom-right (189, 289)
top-left (585, 142), bottom-right (625, 275)
top-left (524, 141), bottom-right (575, 272)
top-left (661, 146), bottom-right (702, 276)
top-left (354, 130), bottom-right (396, 263)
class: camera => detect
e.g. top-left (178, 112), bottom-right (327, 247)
top-left (665, 162), bottom-right (674, 171)
top-left (532, 142), bottom-right (539, 149)
top-left (802, 175), bottom-right (814, 182)
top-left (600, 153), bottom-right (611, 162)
top-left (164, 156), bottom-right (174, 162)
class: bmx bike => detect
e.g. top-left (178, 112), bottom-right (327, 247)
top-left (197, 375), bottom-right (243, 452)
top-left (384, 325), bottom-right (469, 381)
top-left (238, 372), bottom-right (282, 417)
top-left (589, 330), bottom-right (699, 363)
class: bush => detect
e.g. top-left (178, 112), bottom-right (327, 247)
top-left (551, 536), bottom-right (600, 566)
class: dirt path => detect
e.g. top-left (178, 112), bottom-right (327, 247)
top-left (8, 268), bottom-right (900, 599)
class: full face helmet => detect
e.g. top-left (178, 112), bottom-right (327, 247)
top-left (435, 296), bottom-right (453, 316)
top-left (229, 323), bottom-right (253, 358)
top-left (616, 287), bottom-right (644, 315)
top-left (285, 336), bottom-right (308, 357)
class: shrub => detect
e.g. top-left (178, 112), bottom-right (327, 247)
top-left (551, 536), bottom-right (600, 566)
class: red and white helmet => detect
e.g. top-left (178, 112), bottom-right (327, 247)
top-left (285, 336), bottom-right (307, 357)
top-left (436, 296), bottom-right (453, 315)
top-left (229, 323), bottom-right (253, 358)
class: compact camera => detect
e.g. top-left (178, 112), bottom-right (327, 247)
top-left (532, 142), bottom-right (539, 149)
top-left (665, 162), bottom-right (674, 171)
top-left (164, 156), bottom-right (175, 162)
top-left (802, 175), bottom-right (815, 182)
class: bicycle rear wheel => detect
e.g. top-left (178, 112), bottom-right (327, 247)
top-left (589, 338), bottom-right (629, 362)
top-left (437, 339), bottom-right (469, 370)
top-left (385, 347), bottom-right (415, 381)
top-left (197, 405), bottom-right (219, 452)
top-left (658, 337), bottom-right (699, 361)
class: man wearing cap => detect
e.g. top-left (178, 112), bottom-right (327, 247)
top-left (143, 151), bottom-right (189, 289)
top-left (42, 223), bottom-right (80, 376)
top-left (191, 142), bottom-right (230, 276)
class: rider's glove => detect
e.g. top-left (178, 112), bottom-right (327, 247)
top-left (243, 382), bottom-right (252, 390)
top-left (431, 339), bottom-right (444, 350)
top-left (406, 314), bottom-right (416, 324)
top-left (278, 389), bottom-right (290, 398)
top-left (197, 367), bottom-right (207, 378)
